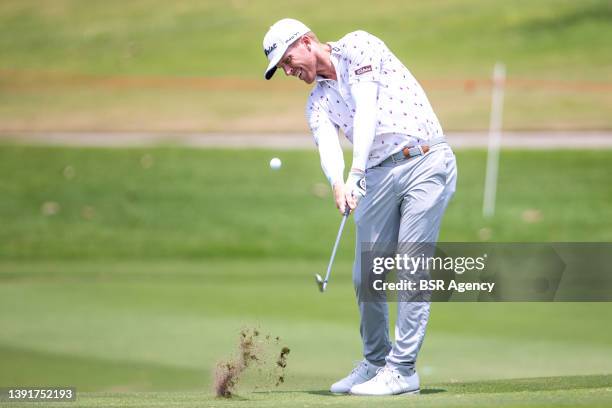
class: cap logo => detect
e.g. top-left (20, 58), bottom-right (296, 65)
top-left (285, 31), bottom-right (301, 44)
top-left (264, 43), bottom-right (277, 57)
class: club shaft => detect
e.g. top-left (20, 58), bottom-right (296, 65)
top-left (323, 212), bottom-right (349, 285)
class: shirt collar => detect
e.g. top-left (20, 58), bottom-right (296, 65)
top-left (316, 42), bottom-right (341, 83)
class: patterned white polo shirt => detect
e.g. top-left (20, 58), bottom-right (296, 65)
top-left (306, 30), bottom-right (444, 169)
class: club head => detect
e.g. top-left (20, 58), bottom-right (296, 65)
top-left (315, 273), bottom-right (326, 292)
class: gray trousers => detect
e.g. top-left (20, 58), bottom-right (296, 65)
top-left (352, 143), bottom-right (457, 374)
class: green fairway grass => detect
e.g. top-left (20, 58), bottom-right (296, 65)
top-left (1, 146), bottom-right (612, 261)
top-left (1, 0), bottom-right (610, 131)
top-left (0, 261), bottom-right (611, 407)
top-left (2, 0), bottom-right (610, 78)
top-left (2, 376), bottom-right (612, 408)
top-left (1, 146), bottom-right (612, 407)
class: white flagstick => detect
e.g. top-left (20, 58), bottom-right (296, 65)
top-left (483, 62), bottom-right (506, 218)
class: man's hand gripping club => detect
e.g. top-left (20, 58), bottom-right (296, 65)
top-left (333, 169), bottom-right (366, 215)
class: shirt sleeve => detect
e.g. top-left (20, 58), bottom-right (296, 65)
top-left (350, 81), bottom-right (378, 171)
top-left (346, 31), bottom-right (383, 85)
top-left (306, 100), bottom-right (345, 186)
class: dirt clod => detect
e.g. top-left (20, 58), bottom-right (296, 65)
top-left (214, 328), bottom-right (261, 398)
top-left (275, 347), bottom-right (291, 385)
top-left (213, 328), bottom-right (291, 398)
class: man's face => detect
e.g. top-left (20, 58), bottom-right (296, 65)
top-left (277, 37), bottom-right (316, 84)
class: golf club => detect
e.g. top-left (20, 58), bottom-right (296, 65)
top-left (316, 206), bottom-right (350, 292)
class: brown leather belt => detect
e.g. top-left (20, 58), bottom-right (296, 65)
top-left (402, 144), bottom-right (430, 159)
top-left (382, 136), bottom-right (447, 164)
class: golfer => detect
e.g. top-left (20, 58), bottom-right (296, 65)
top-left (262, 18), bottom-right (457, 396)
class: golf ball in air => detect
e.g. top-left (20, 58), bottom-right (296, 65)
top-left (270, 157), bottom-right (282, 170)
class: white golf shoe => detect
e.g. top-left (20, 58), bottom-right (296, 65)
top-left (349, 366), bottom-right (420, 396)
top-left (329, 360), bottom-right (383, 394)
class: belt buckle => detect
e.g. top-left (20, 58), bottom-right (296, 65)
top-left (401, 145), bottom-right (413, 159)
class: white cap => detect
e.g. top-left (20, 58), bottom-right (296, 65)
top-left (262, 18), bottom-right (310, 80)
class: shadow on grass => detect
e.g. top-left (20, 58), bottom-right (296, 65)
top-left (253, 374), bottom-right (612, 397)
top-left (255, 388), bottom-right (447, 396)
top-left (215, 394), bottom-right (249, 401)
top-left (253, 390), bottom-right (340, 396)
top-left (421, 388), bottom-right (446, 395)
top-left (306, 389), bottom-right (446, 396)
top-left (0, 345), bottom-right (206, 392)
top-left (445, 374), bottom-right (612, 394)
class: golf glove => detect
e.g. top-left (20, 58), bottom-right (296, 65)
top-left (345, 169), bottom-right (366, 209)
